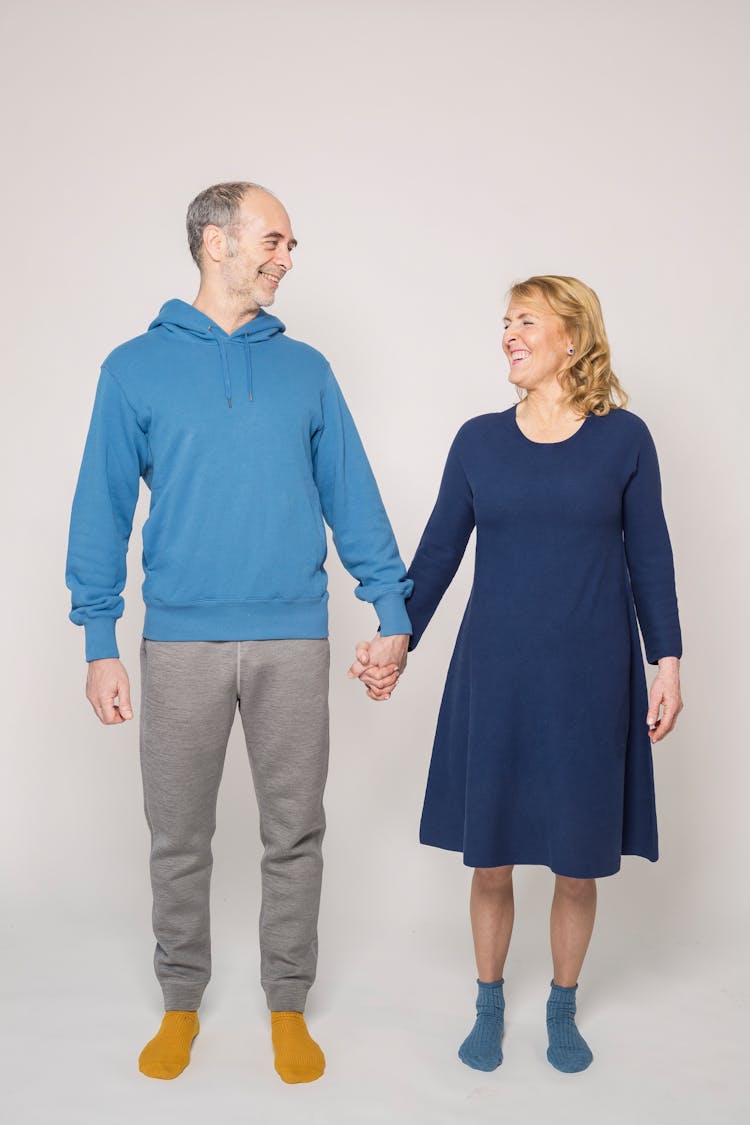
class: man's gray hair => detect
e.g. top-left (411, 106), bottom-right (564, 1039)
top-left (186, 181), bottom-right (269, 268)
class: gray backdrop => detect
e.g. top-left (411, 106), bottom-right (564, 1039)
top-left (2, 1), bottom-right (747, 1123)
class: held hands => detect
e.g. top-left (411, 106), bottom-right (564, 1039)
top-left (348, 633), bottom-right (409, 702)
top-left (86, 658), bottom-right (133, 724)
top-left (647, 656), bottom-right (683, 743)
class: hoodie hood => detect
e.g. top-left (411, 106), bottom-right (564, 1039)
top-left (149, 298), bottom-right (286, 341)
top-left (148, 299), bottom-right (286, 407)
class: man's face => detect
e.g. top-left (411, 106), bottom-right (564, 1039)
top-left (219, 191), bottom-right (297, 309)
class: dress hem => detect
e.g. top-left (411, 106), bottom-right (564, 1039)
top-left (418, 836), bottom-right (658, 879)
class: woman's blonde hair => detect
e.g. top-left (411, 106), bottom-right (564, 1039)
top-left (507, 275), bottom-right (628, 415)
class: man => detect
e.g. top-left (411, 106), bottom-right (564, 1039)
top-left (66, 182), bottom-right (409, 1083)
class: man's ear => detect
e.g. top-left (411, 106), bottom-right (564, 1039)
top-left (202, 224), bottom-right (227, 265)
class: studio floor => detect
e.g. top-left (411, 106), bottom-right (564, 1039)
top-left (3, 910), bottom-right (746, 1125)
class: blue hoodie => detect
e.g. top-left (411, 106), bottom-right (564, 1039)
top-left (66, 299), bottom-right (413, 661)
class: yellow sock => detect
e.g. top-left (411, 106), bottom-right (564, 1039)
top-left (138, 1010), bottom-right (200, 1080)
top-left (270, 1011), bottom-right (325, 1084)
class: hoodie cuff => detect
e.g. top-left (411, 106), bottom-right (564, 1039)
top-left (84, 618), bottom-right (120, 662)
top-left (374, 595), bottom-right (412, 638)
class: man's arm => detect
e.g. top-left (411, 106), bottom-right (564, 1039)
top-left (312, 366), bottom-right (413, 639)
top-left (66, 366), bottom-right (148, 719)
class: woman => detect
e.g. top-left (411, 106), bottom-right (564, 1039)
top-left (352, 275), bottom-right (683, 1074)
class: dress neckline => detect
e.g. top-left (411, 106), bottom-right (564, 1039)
top-left (511, 404), bottom-right (591, 446)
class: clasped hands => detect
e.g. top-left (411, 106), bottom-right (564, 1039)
top-left (347, 633), bottom-right (409, 701)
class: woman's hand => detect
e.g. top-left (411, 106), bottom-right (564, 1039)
top-left (647, 656), bottom-right (683, 743)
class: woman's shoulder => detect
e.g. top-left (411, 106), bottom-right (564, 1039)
top-left (452, 407), bottom-right (516, 445)
top-left (590, 406), bottom-right (654, 444)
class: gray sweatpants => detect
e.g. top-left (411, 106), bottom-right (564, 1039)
top-left (139, 638), bottom-right (330, 1013)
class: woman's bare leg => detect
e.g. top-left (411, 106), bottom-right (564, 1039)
top-left (458, 866), bottom-right (514, 1071)
top-left (550, 875), bottom-right (596, 986)
top-left (470, 865), bottom-right (515, 981)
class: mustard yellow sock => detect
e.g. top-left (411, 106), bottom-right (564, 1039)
top-left (138, 1011), bottom-right (200, 1080)
top-left (270, 1011), bottom-right (325, 1084)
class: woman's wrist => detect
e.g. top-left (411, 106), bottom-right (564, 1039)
top-left (657, 655), bottom-right (680, 673)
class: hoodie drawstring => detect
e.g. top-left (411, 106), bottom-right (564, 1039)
top-left (210, 329), bottom-right (233, 408)
top-left (209, 327), bottom-right (254, 408)
top-left (244, 336), bottom-right (254, 402)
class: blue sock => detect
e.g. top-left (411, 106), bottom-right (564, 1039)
top-left (546, 981), bottom-right (593, 1073)
top-left (458, 978), bottom-right (504, 1071)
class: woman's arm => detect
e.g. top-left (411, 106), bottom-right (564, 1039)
top-left (623, 421), bottom-right (683, 740)
top-left (349, 427), bottom-right (477, 695)
top-left (404, 429), bottom-right (476, 650)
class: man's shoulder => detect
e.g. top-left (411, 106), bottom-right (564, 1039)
top-left (101, 329), bottom-right (163, 379)
top-left (274, 332), bottom-right (330, 371)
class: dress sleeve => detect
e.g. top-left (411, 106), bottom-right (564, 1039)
top-left (406, 431), bottom-right (476, 650)
top-left (622, 422), bottom-right (682, 664)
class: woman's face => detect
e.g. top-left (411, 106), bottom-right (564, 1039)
top-left (502, 298), bottom-right (572, 393)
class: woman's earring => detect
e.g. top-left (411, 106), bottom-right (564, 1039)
top-left (567, 347), bottom-right (575, 355)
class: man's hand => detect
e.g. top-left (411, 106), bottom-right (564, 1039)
top-left (348, 633), bottom-right (409, 701)
top-left (86, 658), bottom-right (133, 724)
top-left (646, 656), bottom-right (683, 743)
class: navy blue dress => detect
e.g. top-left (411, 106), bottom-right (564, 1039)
top-left (406, 405), bottom-right (681, 878)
